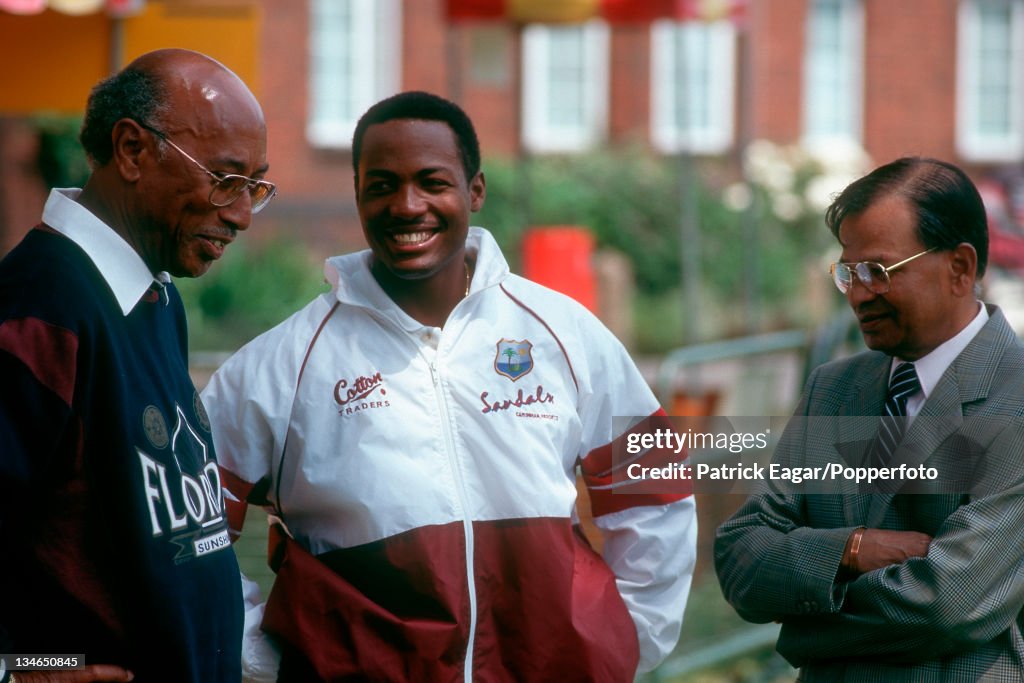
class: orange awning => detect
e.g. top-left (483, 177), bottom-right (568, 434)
top-left (0, 1), bottom-right (260, 114)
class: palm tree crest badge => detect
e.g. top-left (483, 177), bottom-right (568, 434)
top-left (494, 339), bottom-right (534, 381)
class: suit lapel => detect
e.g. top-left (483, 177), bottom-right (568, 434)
top-left (864, 307), bottom-right (1011, 526)
top-left (840, 358), bottom-right (889, 419)
top-left (840, 356), bottom-right (889, 525)
top-left (865, 383), bottom-right (963, 526)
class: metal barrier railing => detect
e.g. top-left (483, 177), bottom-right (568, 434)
top-left (646, 317), bottom-right (861, 682)
top-left (655, 329), bottom-right (809, 409)
top-left (644, 623), bottom-right (783, 682)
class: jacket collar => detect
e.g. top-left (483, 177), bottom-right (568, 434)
top-left (323, 226), bottom-right (511, 330)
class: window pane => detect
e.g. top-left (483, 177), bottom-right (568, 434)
top-left (976, 2), bottom-right (1012, 136)
top-left (310, 0), bottom-right (357, 123)
top-left (307, 0), bottom-right (400, 148)
top-left (522, 21), bottom-right (608, 152)
top-left (547, 28), bottom-right (586, 128)
top-left (803, 0), bottom-right (861, 144)
top-left (651, 20), bottom-right (735, 154)
top-left (958, 0), bottom-right (1023, 160)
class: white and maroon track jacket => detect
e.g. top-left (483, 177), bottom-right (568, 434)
top-left (202, 227), bottom-right (697, 681)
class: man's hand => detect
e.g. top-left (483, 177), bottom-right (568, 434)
top-left (16, 666), bottom-right (133, 682)
top-left (847, 528), bottom-right (932, 574)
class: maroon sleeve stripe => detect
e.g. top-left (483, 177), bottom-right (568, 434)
top-left (580, 408), bottom-right (678, 477)
top-left (580, 408), bottom-right (691, 517)
top-left (219, 466), bottom-right (261, 538)
top-left (0, 317), bottom-right (78, 408)
top-left (585, 481), bottom-right (686, 517)
top-left (220, 466), bottom-right (258, 503)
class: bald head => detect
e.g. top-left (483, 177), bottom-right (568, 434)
top-left (80, 48), bottom-right (264, 167)
top-left (76, 48), bottom-right (271, 278)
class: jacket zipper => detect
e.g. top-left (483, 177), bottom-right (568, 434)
top-left (429, 360), bottom-right (478, 682)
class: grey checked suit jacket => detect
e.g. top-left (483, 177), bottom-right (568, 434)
top-left (715, 307), bottom-right (1024, 682)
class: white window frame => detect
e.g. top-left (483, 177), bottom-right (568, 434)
top-left (801, 0), bottom-right (864, 151)
top-left (957, 0), bottom-right (1024, 162)
top-left (650, 19), bottom-right (737, 155)
top-left (521, 21), bottom-right (609, 153)
top-left (307, 0), bottom-right (401, 149)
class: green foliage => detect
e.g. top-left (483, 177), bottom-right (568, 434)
top-left (33, 114), bottom-right (91, 189)
top-left (176, 239), bottom-right (329, 351)
top-left (477, 146), bottom-right (839, 347)
top-left (632, 288), bottom-right (686, 352)
top-left (479, 147), bottom-right (684, 294)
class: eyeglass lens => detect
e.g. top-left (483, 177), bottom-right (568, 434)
top-left (210, 176), bottom-right (276, 213)
top-left (832, 262), bottom-right (890, 294)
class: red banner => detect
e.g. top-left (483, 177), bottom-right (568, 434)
top-left (445, 0), bottom-right (503, 20)
top-left (445, 0), bottom-right (747, 24)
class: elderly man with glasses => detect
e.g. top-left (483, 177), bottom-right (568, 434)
top-left (716, 156), bottom-right (1024, 681)
top-left (0, 48), bottom-right (273, 683)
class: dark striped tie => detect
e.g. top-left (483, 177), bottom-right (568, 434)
top-left (873, 362), bottom-right (920, 467)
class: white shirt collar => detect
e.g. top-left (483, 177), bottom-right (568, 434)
top-left (42, 188), bottom-right (169, 315)
top-left (896, 302), bottom-right (988, 416)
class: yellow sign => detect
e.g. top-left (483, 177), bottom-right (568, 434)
top-left (508, 0), bottom-right (601, 24)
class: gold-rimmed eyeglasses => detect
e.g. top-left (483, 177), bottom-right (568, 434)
top-left (138, 121), bottom-right (277, 214)
top-left (829, 248), bottom-right (936, 294)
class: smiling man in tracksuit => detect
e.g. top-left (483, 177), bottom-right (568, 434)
top-left (202, 91), bottom-right (696, 682)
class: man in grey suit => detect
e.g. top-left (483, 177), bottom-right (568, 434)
top-left (715, 157), bottom-right (1024, 681)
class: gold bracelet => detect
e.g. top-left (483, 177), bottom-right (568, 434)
top-left (847, 527), bottom-right (866, 574)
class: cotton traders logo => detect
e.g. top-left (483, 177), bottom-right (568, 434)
top-left (335, 371), bottom-right (391, 416)
top-left (495, 339), bottom-right (534, 381)
top-left (137, 405), bottom-right (231, 563)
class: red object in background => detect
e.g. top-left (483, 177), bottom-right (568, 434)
top-left (444, 0), bottom-right (747, 24)
top-left (522, 226), bottom-right (597, 313)
top-left (979, 177), bottom-right (1024, 274)
top-left (602, 0), bottom-right (681, 23)
top-left (445, 0), bottom-right (503, 20)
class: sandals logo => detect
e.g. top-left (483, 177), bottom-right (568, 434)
top-left (485, 339), bottom-right (558, 419)
top-left (494, 339), bottom-right (534, 381)
top-left (335, 371), bottom-right (391, 416)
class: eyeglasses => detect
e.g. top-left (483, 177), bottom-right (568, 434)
top-left (829, 248), bottom-right (936, 294)
top-left (138, 122), bottom-right (277, 214)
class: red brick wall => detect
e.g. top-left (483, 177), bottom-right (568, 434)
top-left (450, 23), bottom-right (522, 159)
top-left (250, 0), bottom-right (986, 265)
top-left (608, 24), bottom-right (652, 145)
top-left (750, 0), bottom-right (807, 144)
top-left (255, 0), bottom-right (358, 258)
top-left (401, 0), bottom-right (449, 95)
top-left (1, 0), bottom-right (999, 263)
top-left (863, 0), bottom-right (958, 164)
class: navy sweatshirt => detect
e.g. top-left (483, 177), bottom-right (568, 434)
top-left (0, 227), bottom-right (242, 682)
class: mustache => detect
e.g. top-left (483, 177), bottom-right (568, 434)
top-left (855, 302), bottom-right (893, 320)
top-left (199, 228), bottom-right (237, 242)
